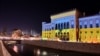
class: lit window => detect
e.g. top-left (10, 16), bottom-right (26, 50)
top-left (85, 31), bottom-right (87, 34)
top-left (90, 20), bottom-right (93, 28)
top-left (71, 20), bottom-right (74, 28)
top-left (58, 24), bottom-right (60, 29)
top-left (64, 22), bottom-right (66, 29)
top-left (61, 23), bottom-right (63, 29)
top-left (66, 22), bottom-right (69, 29)
top-left (80, 25), bottom-right (82, 29)
top-left (84, 25), bottom-right (87, 28)
top-left (55, 24), bottom-right (57, 29)
top-left (71, 25), bottom-right (74, 28)
top-left (97, 31), bottom-right (99, 33)
top-left (96, 23), bottom-right (99, 28)
top-left (90, 31), bottom-right (93, 33)
top-left (96, 19), bottom-right (99, 28)
top-left (52, 28), bottom-right (54, 30)
top-left (90, 24), bottom-right (93, 28)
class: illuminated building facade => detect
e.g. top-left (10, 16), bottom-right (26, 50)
top-left (42, 10), bottom-right (80, 41)
top-left (42, 9), bottom-right (100, 43)
top-left (79, 15), bottom-right (100, 43)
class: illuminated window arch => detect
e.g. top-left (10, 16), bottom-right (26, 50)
top-left (97, 31), bottom-right (99, 33)
top-left (64, 22), bottom-right (66, 29)
top-left (79, 21), bottom-right (82, 29)
top-left (58, 23), bottom-right (60, 29)
top-left (89, 20), bottom-right (93, 28)
top-left (55, 24), bottom-right (57, 29)
top-left (90, 24), bottom-right (93, 28)
top-left (84, 25), bottom-right (87, 28)
top-left (71, 21), bottom-right (74, 28)
top-left (52, 27), bottom-right (54, 30)
top-left (66, 22), bottom-right (69, 29)
top-left (80, 25), bottom-right (82, 29)
top-left (96, 19), bottom-right (99, 28)
top-left (84, 21), bottom-right (87, 28)
top-left (85, 31), bottom-right (87, 34)
top-left (61, 23), bottom-right (63, 29)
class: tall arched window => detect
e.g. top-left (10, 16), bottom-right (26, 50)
top-left (84, 25), bottom-right (87, 28)
top-left (61, 23), bottom-right (63, 29)
top-left (90, 20), bottom-right (93, 28)
top-left (84, 21), bottom-right (87, 28)
top-left (79, 21), bottom-right (82, 29)
top-left (52, 27), bottom-right (54, 30)
top-left (66, 22), bottom-right (69, 29)
top-left (58, 23), bottom-right (60, 29)
top-left (55, 24), bottom-right (57, 30)
top-left (96, 19), bottom-right (99, 28)
top-left (90, 24), bottom-right (93, 28)
top-left (64, 22), bottom-right (66, 29)
top-left (71, 21), bottom-right (74, 28)
top-left (80, 25), bottom-right (82, 29)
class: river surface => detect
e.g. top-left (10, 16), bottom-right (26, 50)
top-left (12, 44), bottom-right (100, 56)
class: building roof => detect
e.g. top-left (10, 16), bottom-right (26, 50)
top-left (79, 14), bottom-right (100, 20)
top-left (50, 9), bottom-right (77, 20)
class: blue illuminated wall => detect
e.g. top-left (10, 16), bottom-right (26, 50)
top-left (51, 15), bottom-right (76, 30)
top-left (79, 15), bottom-right (100, 28)
top-left (79, 14), bottom-right (100, 43)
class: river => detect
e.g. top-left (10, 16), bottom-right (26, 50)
top-left (12, 44), bottom-right (100, 56)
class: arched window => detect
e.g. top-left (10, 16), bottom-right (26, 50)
top-left (45, 29), bottom-right (46, 31)
top-left (80, 25), bottom-right (82, 29)
top-left (90, 31), bottom-right (93, 34)
top-left (64, 22), bottom-right (66, 29)
top-left (90, 20), bottom-right (93, 28)
top-left (71, 25), bottom-right (74, 28)
top-left (84, 25), bottom-right (87, 28)
top-left (90, 24), bottom-right (93, 28)
top-left (84, 21), bottom-right (87, 28)
top-left (85, 31), bottom-right (87, 34)
top-left (79, 21), bottom-right (82, 29)
top-left (71, 21), bottom-right (74, 28)
top-left (61, 23), bottom-right (63, 29)
top-left (96, 23), bottom-right (99, 28)
top-left (66, 22), bottom-right (69, 29)
top-left (97, 31), bottom-right (99, 33)
top-left (55, 24), bottom-right (57, 29)
top-left (52, 27), bottom-right (54, 30)
top-left (58, 23), bottom-right (60, 29)
top-left (96, 19), bottom-right (99, 28)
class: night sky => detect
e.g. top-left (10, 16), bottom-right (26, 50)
top-left (0, 0), bottom-right (100, 33)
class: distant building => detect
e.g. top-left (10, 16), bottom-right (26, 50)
top-left (11, 29), bottom-right (22, 39)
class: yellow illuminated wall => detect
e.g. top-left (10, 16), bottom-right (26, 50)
top-left (42, 9), bottom-right (80, 41)
top-left (79, 15), bottom-right (100, 43)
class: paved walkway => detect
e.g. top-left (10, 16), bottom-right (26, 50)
top-left (0, 40), bottom-right (11, 56)
top-left (0, 41), bottom-right (3, 56)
